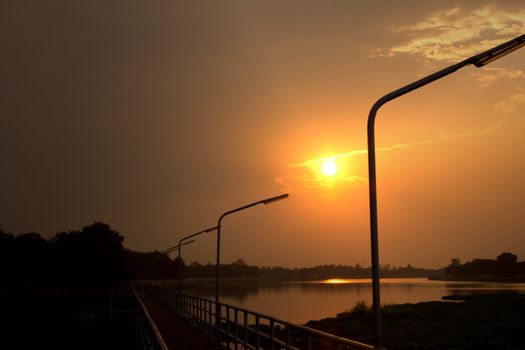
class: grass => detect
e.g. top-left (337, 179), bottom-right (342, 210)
top-left (306, 293), bottom-right (525, 350)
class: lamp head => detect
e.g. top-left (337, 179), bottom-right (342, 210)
top-left (473, 34), bottom-right (525, 67)
top-left (262, 193), bottom-right (289, 205)
top-left (181, 239), bottom-right (195, 246)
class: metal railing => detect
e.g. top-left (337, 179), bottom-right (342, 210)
top-left (110, 285), bottom-right (136, 321)
top-left (147, 284), bottom-right (373, 350)
top-left (132, 285), bottom-right (170, 350)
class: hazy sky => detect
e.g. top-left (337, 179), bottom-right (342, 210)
top-left (1, 0), bottom-right (524, 268)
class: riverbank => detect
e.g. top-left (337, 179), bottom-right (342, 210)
top-left (306, 293), bottom-right (525, 350)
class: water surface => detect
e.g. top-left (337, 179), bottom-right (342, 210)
top-left (174, 278), bottom-right (525, 324)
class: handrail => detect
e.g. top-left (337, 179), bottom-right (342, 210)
top-left (132, 285), bottom-right (170, 350)
top-left (147, 284), bottom-right (373, 350)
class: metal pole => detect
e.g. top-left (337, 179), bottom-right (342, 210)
top-left (367, 63), bottom-right (463, 349)
top-left (214, 194), bottom-right (288, 305)
top-left (366, 34), bottom-right (525, 349)
top-left (215, 222), bottom-right (221, 304)
top-left (154, 258), bottom-right (157, 282)
top-left (178, 245), bottom-right (182, 292)
top-left (164, 254), bottom-right (167, 287)
top-left (215, 221), bottom-right (222, 332)
top-left (213, 194), bottom-right (289, 332)
top-left (176, 227), bottom-right (218, 292)
top-left (145, 241), bottom-right (195, 290)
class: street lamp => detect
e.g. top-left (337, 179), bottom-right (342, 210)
top-left (212, 193), bottom-right (289, 337)
top-left (366, 34), bottom-right (525, 349)
top-left (152, 240), bottom-right (195, 286)
top-left (163, 240), bottom-right (195, 286)
top-left (215, 193), bottom-right (289, 305)
top-left (176, 226), bottom-right (218, 292)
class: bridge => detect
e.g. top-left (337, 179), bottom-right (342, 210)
top-left (122, 282), bottom-right (374, 350)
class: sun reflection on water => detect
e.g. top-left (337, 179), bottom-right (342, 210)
top-left (323, 278), bottom-right (351, 284)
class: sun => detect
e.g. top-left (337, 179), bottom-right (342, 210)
top-left (321, 159), bottom-right (337, 176)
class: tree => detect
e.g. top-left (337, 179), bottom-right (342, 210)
top-left (496, 252), bottom-right (518, 264)
top-left (14, 233), bottom-right (51, 285)
top-left (445, 258), bottom-right (461, 276)
top-left (495, 252), bottom-right (518, 276)
top-left (51, 222), bottom-right (124, 284)
top-left (170, 256), bottom-right (185, 278)
top-left (0, 228), bottom-right (15, 285)
top-left (233, 258), bottom-right (246, 266)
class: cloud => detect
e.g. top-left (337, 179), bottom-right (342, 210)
top-left (377, 6), bottom-right (525, 117)
top-left (274, 172), bottom-right (367, 192)
top-left (494, 89), bottom-right (525, 113)
top-left (275, 119), bottom-right (506, 191)
top-left (471, 67), bottom-right (525, 87)
top-left (474, 70), bottom-right (525, 113)
top-left (384, 6), bottom-right (525, 63)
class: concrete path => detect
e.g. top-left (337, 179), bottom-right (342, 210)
top-left (137, 290), bottom-right (222, 350)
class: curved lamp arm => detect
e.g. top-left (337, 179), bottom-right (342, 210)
top-left (175, 226), bottom-right (218, 291)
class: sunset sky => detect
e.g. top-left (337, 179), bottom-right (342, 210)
top-left (1, 0), bottom-right (524, 268)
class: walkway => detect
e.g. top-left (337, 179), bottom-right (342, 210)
top-left (136, 290), bottom-right (222, 350)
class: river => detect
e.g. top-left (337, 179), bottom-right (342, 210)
top-left (170, 277), bottom-right (525, 324)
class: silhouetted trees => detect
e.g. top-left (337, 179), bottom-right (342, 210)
top-left (51, 222), bottom-right (125, 285)
top-left (444, 252), bottom-right (525, 279)
top-left (0, 227), bottom-right (16, 282)
top-left (0, 222), bottom-right (208, 286)
top-left (0, 221), bottom-right (444, 287)
top-left (0, 222), bottom-right (126, 286)
top-left (133, 253), bottom-right (186, 280)
top-left (182, 260), bottom-right (438, 280)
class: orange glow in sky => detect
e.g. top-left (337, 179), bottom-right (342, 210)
top-left (2, 1), bottom-right (525, 269)
top-left (275, 151), bottom-right (368, 191)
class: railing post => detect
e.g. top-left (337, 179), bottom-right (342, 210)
top-left (191, 298), bottom-right (197, 325)
top-left (243, 312), bottom-right (248, 348)
top-left (234, 309), bottom-right (239, 350)
top-left (185, 295), bottom-right (189, 319)
top-left (270, 319), bottom-right (275, 350)
top-left (199, 298), bottom-right (203, 330)
top-left (226, 306), bottom-right (231, 349)
top-left (255, 315), bottom-right (260, 350)
top-left (206, 300), bottom-right (211, 335)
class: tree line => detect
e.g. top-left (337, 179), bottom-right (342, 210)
top-left (0, 222), bottom-right (173, 286)
top-left (182, 258), bottom-right (439, 280)
top-left (0, 222), bottom-right (442, 287)
top-left (444, 252), bottom-right (525, 279)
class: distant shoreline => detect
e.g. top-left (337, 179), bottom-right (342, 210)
top-left (429, 275), bottom-right (525, 283)
top-left (165, 275), bottom-right (525, 283)
top-left (151, 275), bottom-right (525, 284)
top-left (174, 275), bottom-right (433, 283)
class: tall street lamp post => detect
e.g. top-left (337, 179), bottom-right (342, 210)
top-left (213, 193), bottom-right (289, 337)
top-left (176, 226), bottom-right (219, 292)
top-left (154, 240), bottom-right (195, 286)
top-left (366, 34), bottom-right (525, 349)
top-left (215, 193), bottom-right (289, 305)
